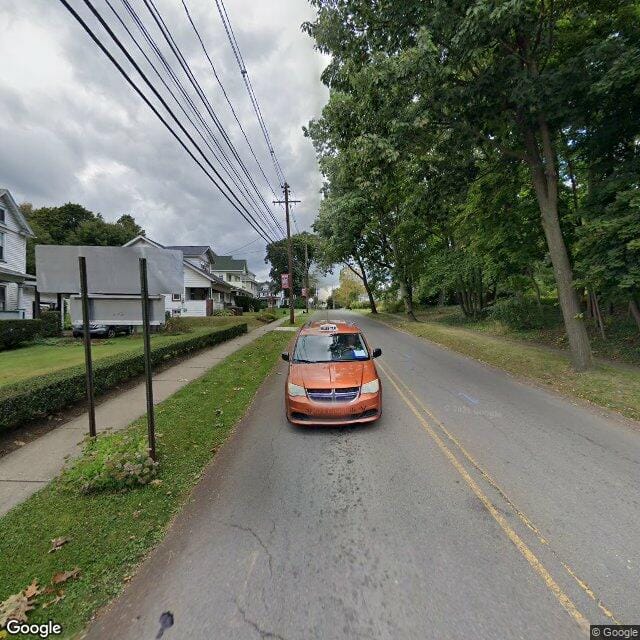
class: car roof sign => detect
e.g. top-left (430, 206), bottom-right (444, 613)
top-left (319, 323), bottom-right (337, 331)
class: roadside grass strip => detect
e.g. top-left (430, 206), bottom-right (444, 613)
top-left (0, 330), bottom-right (291, 639)
top-left (373, 313), bottom-right (640, 422)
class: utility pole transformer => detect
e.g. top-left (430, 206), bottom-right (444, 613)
top-left (274, 182), bottom-right (300, 325)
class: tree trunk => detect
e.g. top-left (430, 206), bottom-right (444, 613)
top-left (438, 288), bottom-right (446, 307)
top-left (629, 299), bottom-right (640, 332)
top-left (532, 276), bottom-right (543, 309)
top-left (355, 254), bottom-right (377, 314)
top-left (398, 277), bottom-right (417, 320)
top-left (522, 120), bottom-right (592, 371)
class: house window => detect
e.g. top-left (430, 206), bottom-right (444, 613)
top-left (172, 293), bottom-right (181, 302)
top-left (0, 207), bottom-right (5, 224)
top-left (0, 232), bottom-right (4, 261)
top-left (0, 286), bottom-right (5, 311)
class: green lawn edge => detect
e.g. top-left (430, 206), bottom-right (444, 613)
top-left (0, 329), bottom-right (291, 639)
top-left (369, 312), bottom-right (640, 423)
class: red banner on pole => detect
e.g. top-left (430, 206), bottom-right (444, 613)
top-left (301, 287), bottom-right (308, 297)
top-left (281, 273), bottom-right (290, 289)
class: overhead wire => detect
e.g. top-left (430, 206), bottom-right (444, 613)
top-left (105, 0), bottom-right (282, 242)
top-left (138, 0), bottom-right (286, 239)
top-left (58, 0), bottom-right (278, 244)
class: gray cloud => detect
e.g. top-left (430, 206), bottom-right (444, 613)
top-left (0, 0), bottom-right (329, 281)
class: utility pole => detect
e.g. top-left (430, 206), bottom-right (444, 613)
top-left (273, 182), bottom-right (300, 325)
top-left (304, 241), bottom-right (310, 313)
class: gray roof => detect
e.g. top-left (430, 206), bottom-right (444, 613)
top-left (166, 245), bottom-right (211, 257)
top-left (212, 255), bottom-right (248, 271)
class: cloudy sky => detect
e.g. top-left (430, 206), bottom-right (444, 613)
top-left (0, 0), bottom-right (331, 283)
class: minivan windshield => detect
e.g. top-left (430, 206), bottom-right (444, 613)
top-left (293, 333), bottom-right (369, 363)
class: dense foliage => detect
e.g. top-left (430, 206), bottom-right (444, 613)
top-left (304, 0), bottom-right (640, 370)
top-left (19, 202), bottom-right (145, 273)
top-left (0, 319), bottom-right (42, 350)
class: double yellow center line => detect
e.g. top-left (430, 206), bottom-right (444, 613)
top-left (378, 360), bottom-right (600, 635)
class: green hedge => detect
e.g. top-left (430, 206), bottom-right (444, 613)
top-left (0, 323), bottom-right (247, 432)
top-left (0, 319), bottom-right (43, 350)
top-left (40, 310), bottom-right (62, 337)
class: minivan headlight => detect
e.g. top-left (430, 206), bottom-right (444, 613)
top-left (361, 379), bottom-right (380, 394)
top-left (287, 383), bottom-right (306, 397)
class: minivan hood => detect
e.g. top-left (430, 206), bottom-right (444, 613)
top-left (291, 361), bottom-right (366, 389)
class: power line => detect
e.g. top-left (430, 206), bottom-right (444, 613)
top-left (214, 0), bottom-right (287, 186)
top-left (58, 0), bottom-right (278, 244)
top-left (137, 0), bottom-right (286, 240)
top-left (218, 236), bottom-right (261, 255)
top-left (106, 0), bottom-right (282, 242)
top-left (180, 0), bottom-right (281, 205)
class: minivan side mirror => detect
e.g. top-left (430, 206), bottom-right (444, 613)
top-left (281, 352), bottom-right (290, 362)
top-left (372, 347), bottom-right (382, 358)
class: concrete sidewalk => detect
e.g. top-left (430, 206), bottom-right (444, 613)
top-left (0, 317), bottom-right (289, 517)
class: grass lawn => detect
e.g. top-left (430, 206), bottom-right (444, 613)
top-left (0, 316), bottom-right (261, 389)
top-left (369, 311), bottom-right (640, 422)
top-left (400, 305), bottom-right (640, 366)
top-left (0, 329), bottom-right (291, 639)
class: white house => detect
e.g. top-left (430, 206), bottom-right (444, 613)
top-left (257, 280), bottom-right (284, 308)
top-left (123, 236), bottom-right (239, 317)
top-left (210, 255), bottom-right (259, 298)
top-left (0, 189), bottom-right (36, 319)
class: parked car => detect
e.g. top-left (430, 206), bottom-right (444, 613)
top-left (72, 324), bottom-right (134, 339)
top-left (282, 320), bottom-right (382, 426)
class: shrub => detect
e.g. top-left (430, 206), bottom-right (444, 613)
top-left (0, 323), bottom-right (247, 432)
top-left (256, 312), bottom-right (277, 323)
top-left (213, 309), bottom-right (234, 316)
top-left (62, 430), bottom-right (158, 494)
top-left (488, 296), bottom-right (557, 330)
top-left (235, 295), bottom-right (261, 312)
top-left (381, 299), bottom-right (405, 314)
top-left (0, 319), bottom-right (42, 350)
top-left (40, 310), bottom-right (62, 337)
top-left (163, 315), bottom-right (192, 334)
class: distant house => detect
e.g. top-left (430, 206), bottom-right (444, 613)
top-left (257, 280), bottom-right (283, 308)
top-left (211, 255), bottom-right (258, 298)
top-left (123, 236), bottom-right (238, 317)
top-left (0, 189), bottom-right (36, 319)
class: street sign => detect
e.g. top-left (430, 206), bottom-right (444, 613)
top-left (281, 273), bottom-right (290, 289)
top-left (36, 245), bottom-right (183, 295)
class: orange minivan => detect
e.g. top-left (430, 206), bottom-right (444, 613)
top-left (282, 320), bottom-right (382, 426)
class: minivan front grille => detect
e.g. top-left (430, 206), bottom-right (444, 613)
top-left (307, 387), bottom-right (359, 403)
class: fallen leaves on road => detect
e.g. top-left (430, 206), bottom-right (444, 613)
top-left (48, 537), bottom-right (70, 553)
top-left (52, 568), bottom-right (80, 585)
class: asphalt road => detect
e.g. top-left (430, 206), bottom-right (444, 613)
top-left (85, 311), bottom-right (639, 640)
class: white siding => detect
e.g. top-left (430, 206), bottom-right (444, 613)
top-left (22, 286), bottom-right (35, 319)
top-left (184, 267), bottom-right (211, 288)
top-left (0, 196), bottom-right (28, 273)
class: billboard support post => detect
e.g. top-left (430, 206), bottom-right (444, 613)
top-left (139, 258), bottom-right (157, 461)
top-left (78, 256), bottom-right (97, 437)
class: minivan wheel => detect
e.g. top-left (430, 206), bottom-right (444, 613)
top-left (106, 328), bottom-right (116, 338)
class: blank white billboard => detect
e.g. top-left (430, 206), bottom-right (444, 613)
top-left (36, 245), bottom-right (183, 295)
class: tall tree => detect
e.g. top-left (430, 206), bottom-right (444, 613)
top-left (21, 202), bottom-right (145, 273)
top-left (305, 0), bottom-right (640, 369)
